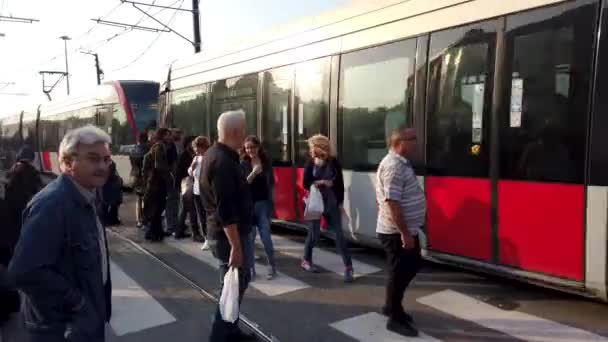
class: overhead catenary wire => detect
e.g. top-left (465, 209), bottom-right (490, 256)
top-left (108, 0), bottom-right (184, 72)
top-left (86, 0), bottom-right (182, 53)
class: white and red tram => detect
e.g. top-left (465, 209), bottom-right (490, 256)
top-left (161, 0), bottom-right (608, 301)
top-left (0, 80), bottom-right (159, 185)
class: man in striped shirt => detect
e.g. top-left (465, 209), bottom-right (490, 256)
top-left (376, 127), bottom-right (425, 337)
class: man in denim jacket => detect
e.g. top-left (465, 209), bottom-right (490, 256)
top-left (9, 125), bottom-right (113, 342)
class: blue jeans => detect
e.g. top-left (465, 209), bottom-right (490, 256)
top-left (208, 230), bottom-right (253, 342)
top-left (251, 200), bottom-right (275, 270)
top-left (304, 203), bottom-right (352, 268)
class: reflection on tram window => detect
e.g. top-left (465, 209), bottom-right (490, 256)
top-left (170, 84), bottom-right (210, 137)
top-left (426, 21), bottom-right (497, 177)
top-left (262, 67), bottom-right (293, 164)
top-left (211, 73), bottom-right (258, 141)
top-left (500, 1), bottom-right (597, 183)
top-left (295, 57), bottom-right (330, 166)
top-left (339, 39), bottom-right (416, 171)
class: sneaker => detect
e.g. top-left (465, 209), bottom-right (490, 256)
top-left (387, 318), bottom-right (418, 337)
top-left (344, 267), bottom-right (354, 283)
top-left (201, 240), bottom-right (210, 250)
top-left (301, 260), bottom-right (319, 273)
top-left (266, 266), bottom-right (277, 280)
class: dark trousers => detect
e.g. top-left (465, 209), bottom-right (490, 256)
top-left (102, 203), bottom-right (120, 225)
top-left (193, 195), bottom-right (207, 238)
top-left (208, 232), bottom-right (253, 342)
top-left (378, 233), bottom-right (421, 318)
top-left (176, 191), bottom-right (199, 237)
top-left (144, 183), bottom-right (167, 240)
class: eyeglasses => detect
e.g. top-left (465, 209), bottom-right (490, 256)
top-left (244, 144), bottom-right (259, 150)
top-left (75, 153), bottom-right (112, 166)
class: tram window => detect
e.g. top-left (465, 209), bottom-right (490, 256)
top-left (170, 84), bottom-right (209, 137)
top-left (500, 1), bottom-right (597, 183)
top-left (339, 39), bottom-right (416, 171)
top-left (40, 118), bottom-right (59, 152)
top-left (294, 57), bottom-right (330, 166)
top-left (263, 66), bottom-right (293, 164)
top-left (426, 21), bottom-right (497, 177)
top-left (110, 104), bottom-right (132, 152)
top-left (211, 74), bottom-right (258, 141)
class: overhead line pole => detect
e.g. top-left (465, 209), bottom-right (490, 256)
top-left (192, 0), bottom-right (201, 53)
top-left (81, 50), bottom-right (103, 85)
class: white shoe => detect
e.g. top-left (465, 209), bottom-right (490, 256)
top-left (201, 240), bottom-right (210, 250)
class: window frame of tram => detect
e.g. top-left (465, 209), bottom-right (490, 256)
top-left (590, 0), bottom-right (608, 187)
top-left (338, 38), bottom-right (417, 172)
top-left (425, 20), bottom-right (499, 178)
top-left (170, 84), bottom-right (210, 138)
top-left (498, 0), bottom-right (598, 185)
top-left (210, 73), bottom-right (259, 142)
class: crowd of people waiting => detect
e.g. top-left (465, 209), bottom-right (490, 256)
top-left (0, 109), bottom-right (425, 340)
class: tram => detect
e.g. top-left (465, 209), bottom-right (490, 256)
top-left (0, 80), bottom-right (159, 185)
top-left (161, 0), bottom-right (608, 301)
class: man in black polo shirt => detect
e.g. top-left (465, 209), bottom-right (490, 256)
top-left (201, 110), bottom-right (255, 341)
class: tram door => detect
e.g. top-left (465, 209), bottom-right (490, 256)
top-left (262, 57), bottom-right (332, 222)
top-left (425, 20), bottom-right (498, 262)
top-left (262, 66), bottom-right (297, 221)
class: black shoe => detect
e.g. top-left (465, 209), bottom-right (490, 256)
top-left (381, 306), bottom-right (414, 324)
top-left (387, 318), bottom-right (418, 337)
top-left (173, 232), bottom-right (191, 239)
top-left (192, 235), bottom-right (205, 243)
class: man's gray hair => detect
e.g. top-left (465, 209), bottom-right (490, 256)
top-left (217, 109), bottom-right (246, 141)
top-left (59, 124), bottom-right (111, 163)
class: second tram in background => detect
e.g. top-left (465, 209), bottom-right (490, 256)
top-left (0, 80), bottom-right (159, 185)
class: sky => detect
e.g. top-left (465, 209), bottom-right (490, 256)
top-left (0, 0), bottom-right (348, 116)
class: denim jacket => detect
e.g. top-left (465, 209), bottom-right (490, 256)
top-left (9, 175), bottom-right (112, 341)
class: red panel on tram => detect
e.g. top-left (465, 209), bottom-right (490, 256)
top-left (41, 152), bottom-right (52, 172)
top-left (295, 168), bottom-right (306, 222)
top-left (273, 167), bottom-right (297, 221)
top-left (498, 181), bottom-right (584, 280)
top-left (426, 176), bottom-right (492, 261)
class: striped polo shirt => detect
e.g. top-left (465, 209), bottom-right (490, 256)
top-left (375, 151), bottom-right (426, 235)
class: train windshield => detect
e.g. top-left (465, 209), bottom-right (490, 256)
top-left (121, 81), bottom-right (160, 133)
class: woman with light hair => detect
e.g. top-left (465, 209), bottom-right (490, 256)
top-left (302, 134), bottom-right (354, 283)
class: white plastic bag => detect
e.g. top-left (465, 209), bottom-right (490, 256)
top-left (219, 267), bottom-right (240, 323)
top-left (303, 185), bottom-right (324, 221)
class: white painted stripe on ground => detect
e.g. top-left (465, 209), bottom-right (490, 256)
top-left (330, 312), bottom-right (441, 341)
top-left (270, 234), bottom-right (381, 277)
top-left (110, 261), bottom-right (176, 336)
top-left (165, 239), bottom-right (310, 297)
top-left (417, 290), bottom-right (608, 342)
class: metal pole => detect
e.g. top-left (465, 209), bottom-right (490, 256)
top-left (94, 53), bottom-right (101, 85)
top-left (60, 36), bottom-right (71, 95)
top-left (192, 0), bottom-right (201, 53)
